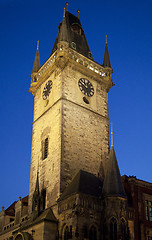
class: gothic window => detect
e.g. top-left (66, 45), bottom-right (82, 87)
top-left (110, 217), bottom-right (117, 240)
top-left (145, 200), bottom-right (152, 221)
top-left (121, 218), bottom-right (126, 240)
top-left (83, 225), bottom-right (88, 238)
top-left (71, 23), bottom-right (83, 35)
top-left (89, 225), bottom-right (97, 240)
top-left (15, 234), bottom-right (23, 240)
top-left (42, 137), bottom-right (48, 160)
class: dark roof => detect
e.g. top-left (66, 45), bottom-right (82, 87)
top-left (5, 195), bottom-right (28, 216)
top-left (5, 201), bottom-right (16, 216)
top-left (35, 208), bottom-right (57, 223)
top-left (51, 11), bottom-right (92, 59)
top-left (103, 43), bottom-right (111, 68)
top-left (59, 170), bottom-right (103, 201)
top-left (32, 48), bottom-right (40, 73)
top-left (102, 146), bottom-right (126, 198)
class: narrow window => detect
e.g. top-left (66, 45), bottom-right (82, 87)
top-left (64, 226), bottom-right (69, 240)
top-left (121, 219), bottom-right (126, 240)
top-left (43, 138), bottom-right (48, 160)
top-left (110, 218), bottom-right (117, 240)
top-left (145, 200), bottom-right (152, 221)
top-left (89, 226), bottom-right (97, 240)
top-left (41, 189), bottom-right (46, 210)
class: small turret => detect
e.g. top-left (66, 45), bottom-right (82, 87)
top-left (32, 41), bottom-right (40, 73)
top-left (102, 146), bottom-right (126, 198)
top-left (32, 169), bottom-right (40, 220)
top-left (103, 36), bottom-right (111, 68)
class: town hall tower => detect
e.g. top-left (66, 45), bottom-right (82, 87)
top-left (28, 7), bottom-right (113, 214)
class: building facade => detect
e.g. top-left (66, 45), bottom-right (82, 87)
top-left (0, 6), bottom-right (152, 240)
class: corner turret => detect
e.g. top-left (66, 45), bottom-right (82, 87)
top-left (103, 36), bottom-right (111, 68)
top-left (102, 146), bottom-right (126, 198)
top-left (32, 41), bottom-right (40, 73)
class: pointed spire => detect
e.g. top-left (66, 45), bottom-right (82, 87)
top-left (58, 12), bottom-right (69, 42)
top-left (77, 9), bottom-right (80, 19)
top-left (66, 2), bottom-right (68, 12)
top-left (32, 41), bottom-right (40, 73)
top-left (102, 146), bottom-right (126, 198)
top-left (103, 35), bottom-right (111, 68)
top-left (51, 11), bottom-right (92, 59)
top-left (63, 7), bottom-right (65, 17)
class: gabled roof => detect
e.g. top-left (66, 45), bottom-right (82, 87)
top-left (102, 146), bottom-right (126, 198)
top-left (59, 170), bottom-right (103, 201)
top-left (35, 208), bottom-right (57, 223)
top-left (103, 43), bottom-right (111, 68)
top-left (51, 11), bottom-right (92, 59)
top-left (5, 201), bottom-right (16, 216)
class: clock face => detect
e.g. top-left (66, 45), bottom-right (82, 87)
top-left (42, 80), bottom-right (53, 100)
top-left (78, 78), bottom-right (94, 97)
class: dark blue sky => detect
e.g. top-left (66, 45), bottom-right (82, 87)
top-left (0, 0), bottom-right (152, 209)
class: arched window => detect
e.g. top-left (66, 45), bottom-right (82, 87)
top-left (64, 226), bottom-right (69, 240)
top-left (89, 225), bottom-right (97, 240)
top-left (121, 218), bottom-right (126, 240)
top-left (15, 234), bottom-right (23, 240)
top-left (110, 217), bottom-right (117, 240)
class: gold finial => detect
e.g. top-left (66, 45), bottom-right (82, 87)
top-left (106, 35), bottom-right (107, 44)
top-left (111, 122), bottom-right (113, 146)
top-left (77, 9), bottom-right (80, 19)
top-left (66, 2), bottom-right (68, 12)
top-left (37, 40), bottom-right (39, 50)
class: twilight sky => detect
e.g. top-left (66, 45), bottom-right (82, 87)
top-left (0, 0), bottom-right (152, 209)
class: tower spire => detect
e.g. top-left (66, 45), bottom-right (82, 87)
top-left (66, 2), bottom-right (68, 12)
top-left (103, 35), bottom-right (111, 68)
top-left (63, 7), bottom-right (65, 17)
top-left (32, 41), bottom-right (40, 73)
top-left (102, 146), bottom-right (126, 198)
top-left (77, 9), bottom-right (80, 19)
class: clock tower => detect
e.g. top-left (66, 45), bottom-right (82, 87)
top-left (28, 9), bottom-right (113, 214)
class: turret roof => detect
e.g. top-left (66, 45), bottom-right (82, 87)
top-left (103, 42), bottom-right (111, 68)
top-left (32, 48), bottom-right (40, 73)
top-left (51, 11), bottom-right (92, 59)
top-left (102, 146), bottom-right (126, 198)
